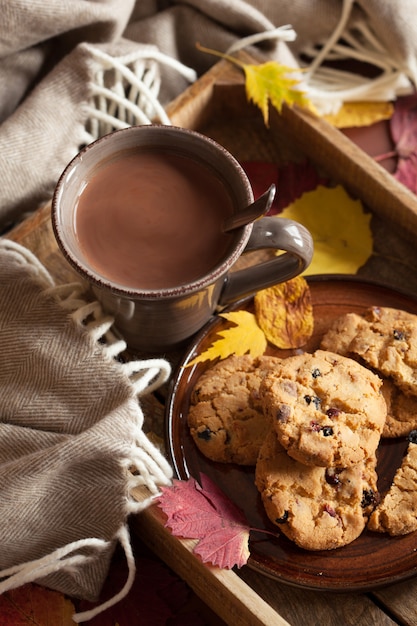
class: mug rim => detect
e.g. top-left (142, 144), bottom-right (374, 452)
top-left (52, 124), bottom-right (253, 299)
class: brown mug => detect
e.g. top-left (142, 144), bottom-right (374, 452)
top-left (52, 125), bottom-right (313, 352)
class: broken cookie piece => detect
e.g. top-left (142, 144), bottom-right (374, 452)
top-left (368, 430), bottom-right (417, 536)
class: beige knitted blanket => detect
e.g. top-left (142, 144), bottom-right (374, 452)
top-left (0, 239), bottom-right (173, 622)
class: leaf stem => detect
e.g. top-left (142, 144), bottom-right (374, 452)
top-left (250, 526), bottom-right (280, 539)
top-left (373, 150), bottom-right (398, 163)
top-left (196, 42), bottom-right (246, 70)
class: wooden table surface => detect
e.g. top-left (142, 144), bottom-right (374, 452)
top-left (6, 58), bottom-right (417, 626)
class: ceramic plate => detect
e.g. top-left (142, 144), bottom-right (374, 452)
top-left (166, 276), bottom-right (417, 592)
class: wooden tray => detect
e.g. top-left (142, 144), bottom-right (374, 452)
top-left (167, 51), bottom-right (417, 244)
top-left (7, 56), bottom-right (417, 626)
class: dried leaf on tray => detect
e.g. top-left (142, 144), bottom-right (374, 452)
top-left (243, 61), bottom-right (315, 126)
top-left (390, 93), bottom-right (417, 159)
top-left (254, 276), bottom-right (313, 349)
top-left (390, 93), bottom-right (417, 193)
top-left (242, 160), bottom-right (329, 214)
top-left (395, 152), bottom-right (417, 194)
top-left (157, 474), bottom-right (250, 569)
top-left (323, 101), bottom-right (394, 128)
top-left (242, 162), bottom-right (279, 208)
top-left (0, 584), bottom-right (75, 625)
top-left (186, 310), bottom-right (267, 367)
top-left (340, 94), bottom-right (417, 194)
top-left (280, 185), bottom-right (373, 275)
top-left (185, 279), bottom-right (314, 366)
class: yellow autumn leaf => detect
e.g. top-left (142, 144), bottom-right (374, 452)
top-left (280, 185), bottom-right (373, 275)
top-left (323, 101), bottom-right (394, 128)
top-left (196, 43), bottom-right (315, 126)
top-left (186, 310), bottom-right (267, 366)
top-left (254, 276), bottom-right (314, 349)
top-left (243, 62), bottom-right (315, 126)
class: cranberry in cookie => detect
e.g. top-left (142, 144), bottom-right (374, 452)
top-left (188, 354), bottom-right (281, 465)
top-left (255, 430), bottom-right (379, 550)
top-left (260, 350), bottom-right (386, 468)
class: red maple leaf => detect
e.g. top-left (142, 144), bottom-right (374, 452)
top-left (241, 161), bottom-right (278, 208)
top-left (242, 160), bottom-right (328, 214)
top-left (157, 474), bottom-right (250, 569)
top-left (390, 93), bottom-right (417, 193)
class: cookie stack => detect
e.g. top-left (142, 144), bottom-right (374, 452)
top-left (255, 350), bottom-right (385, 550)
top-left (188, 306), bottom-right (417, 550)
top-left (321, 306), bottom-right (417, 537)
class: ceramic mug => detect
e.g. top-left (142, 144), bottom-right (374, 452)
top-left (52, 125), bottom-right (313, 352)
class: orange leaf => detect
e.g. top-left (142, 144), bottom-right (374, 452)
top-left (0, 583), bottom-right (76, 625)
top-left (254, 276), bottom-right (313, 349)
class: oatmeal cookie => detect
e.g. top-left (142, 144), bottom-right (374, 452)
top-left (321, 308), bottom-right (417, 437)
top-left (255, 430), bottom-right (379, 550)
top-left (348, 307), bottom-right (417, 397)
top-left (188, 354), bottom-right (281, 465)
top-left (322, 307), bottom-right (417, 396)
top-left (380, 379), bottom-right (417, 437)
top-left (320, 311), bottom-right (365, 357)
top-left (368, 431), bottom-right (417, 535)
top-left (260, 350), bottom-right (386, 468)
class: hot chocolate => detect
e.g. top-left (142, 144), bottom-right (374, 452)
top-left (75, 149), bottom-right (235, 290)
top-left (53, 124), bottom-right (313, 351)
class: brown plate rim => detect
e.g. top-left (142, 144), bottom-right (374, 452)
top-left (165, 275), bottom-right (417, 592)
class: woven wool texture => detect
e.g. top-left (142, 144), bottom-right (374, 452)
top-left (1, 0), bottom-right (417, 226)
top-left (0, 241), bottom-right (172, 603)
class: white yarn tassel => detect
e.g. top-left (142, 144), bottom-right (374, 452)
top-left (123, 357), bottom-right (171, 396)
top-left (301, 0), bottom-right (415, 115)
top-left (0, 525), bottom-right (139, 624)
top-left (0, 537), bottom-right (109, 594)
top-left (83, 43), bottom-right (197, 143)
top-left (72, 525), bottom-right (136, 623)
top-left (226, 24), bottom-right (297, 55)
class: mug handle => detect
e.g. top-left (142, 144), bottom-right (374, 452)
top-left (218, 217), bottom-right (314, 305)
